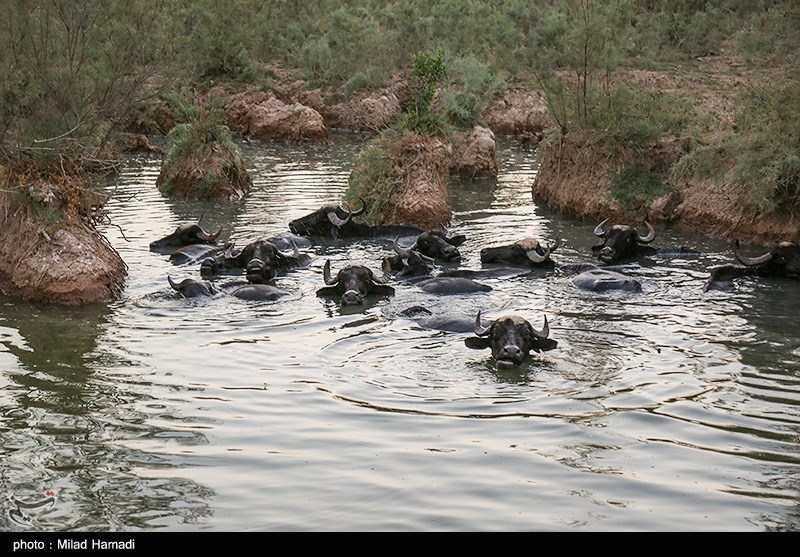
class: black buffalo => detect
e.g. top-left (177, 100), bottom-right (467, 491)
top-left (316, 259), bottom-right (395, 305)
top-left (404, 230), bottom-right (466, 261)
top-left (480, 237), bottom-right (560, 268)
top-left (200, 238), bottom-right (309, 283)
top-left (384, 238), bottom-right (437, 278)
top-left (168, 276), bottom-right (219, 298)
top-left (169, 242), bottom-right (232, 266)
top-left (465, 311), bottom-right (557, 369)
top-left (571, 269), bottom-right (642, 292)
top-left (288, 199), bottom-right (423, 240)
top-left (150, 219), bottom-right (222, 252)
top-left (167, 277), bottom-right (288, 301)
top-left (592, 219), bottom-right (656, 264)
top-left (706, 239), bottom-right (800, 289)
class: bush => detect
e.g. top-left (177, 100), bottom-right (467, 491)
top-left (610, 163), bottom-right (673, 210)
top-left (438, 54), bottom-right (505, 129)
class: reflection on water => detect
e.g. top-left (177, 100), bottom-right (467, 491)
top-left (0, 134), bottom-right (799, 531)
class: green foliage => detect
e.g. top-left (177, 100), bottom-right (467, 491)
top-left (344, 132), bottom-right (399, 224)
top-left (439, 54), bottom-right (505, 129)
top-left (610, 163), bottom-right (673, 209)
top-left (405, 50), bottom-right (448, 136)
top-left (730, 82), bottom-right (800, 212)
top-left (591, 86), bottom-right (692, 150)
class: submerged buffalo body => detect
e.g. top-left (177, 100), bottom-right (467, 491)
top-left (592, 219), bottom-right (656, 264)
top-left (288, 200), bottom-right (423, 240)
top-left (168, 276), bottom-right (219, 298)
top-left (465, 311), bottom-right (557, 369)
top-left (167, 277), bottom-right (287, 301)
top-left (150, 221), bottom-right (222, 252)
top-left (316, 259), bottom-right (395, 305)
top-left (706, 240), bottom-right (800, 289)
top-left (480, 237), bottom-right (560, 268)
top-left (571, 269), bottom-right (642, 292)
top-left (169, 243), bottom-right (230, 265)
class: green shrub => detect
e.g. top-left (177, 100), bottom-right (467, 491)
top-left (344, 133), bottom-right (398, 224)
top-left (610, 163), bottom-right (673, 210)
top-left (438, 54), bottom-right (505, 129)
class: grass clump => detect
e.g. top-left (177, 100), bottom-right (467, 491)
top-left (157, 93), bottom-right (251, 200)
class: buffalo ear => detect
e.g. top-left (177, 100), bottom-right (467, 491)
top-left (316, 286), bottom-right (340, 297)
top-left (371, 284), bottom-right (395, 297)
top-left (533, 338), bottom-right (558, 352)
top-left (465, 337), bottom-right (491, 350)
top-left (448, 234), bottom-right (467, 247)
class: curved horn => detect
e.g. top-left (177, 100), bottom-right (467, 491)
top-left (327, 207), bottom-right (352, 228)
top-left (635, 221), bottom-right (656, 244)
top-left (393, 236), bottom-right (411, 257)
top-left (532, 315), bottom-right (549, 339)
top-left (473, 310), bottom-right (492, 337)
top-left (323, 259), bottom-right (338, 285)
top-left (202, 226), bottom-right (223, 242)
top-left (548, 237), bottom-right (561, 252)
top-left (370, 260), bottom-right (392, 284)
top-left (349, 198), bottom-right (367, 217)
top-left (594, 218), bottom-right (610, 237)
top-left (196, 211), bottom-right (205, 226)
top-left (167, 276), bottom-right (180, 291)
top-left (734, 240), bottom-right (773, 266)
top-left (526, 245), bottom-right (549, 263)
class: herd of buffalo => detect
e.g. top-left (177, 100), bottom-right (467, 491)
top-left (152, 200), bottom-right (800, 369)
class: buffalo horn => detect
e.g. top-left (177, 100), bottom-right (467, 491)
top-left (635, 221), bottom-right (656, 244)
top-left (327, 207), bottom-right (352, 228)
top-left (532, 315), bottom-right (550, 339)
top-left (167, 276), bottom-right (180, 291)
top-left (371, 260), bottom-right (392, 284)
top-left (203, 226), bottom-right (223, 242)
top-left (393, 237), bottom-right (411, 257)
top-left (594, 218), bottom-right (610, 237)
top-left (323, 260), bottom-right (337, 285)
top-left (473, 310), bottom-right (493, 337)
top-left (348, 198), bottom-right (367, 217)
top-left (734, 240), bottom-right (773, 266)
top-left (526, 245), bottom-right (549, 263)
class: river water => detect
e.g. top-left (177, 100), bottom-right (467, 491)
top-left (1, 134), bottom-right (798, 532)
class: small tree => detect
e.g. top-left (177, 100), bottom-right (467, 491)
top-left (405, 49), bottom-right (448, 136)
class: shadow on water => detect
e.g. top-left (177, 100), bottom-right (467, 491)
top-left (0, 300), bottom-right (214, 531)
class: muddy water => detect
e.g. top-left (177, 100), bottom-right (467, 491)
top-left (1, 134), bottom-right (798, 531)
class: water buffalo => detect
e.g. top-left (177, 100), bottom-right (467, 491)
top-left (288, 199), bottom-right (424, 240)
top-left (705, 239), bottom-right (800, 290)
top-left (317, 259), bottom-right (395, 305)
top-left (168, 276), bottom-right (219, 298)
top-left (167, 277), bottom-right (288, 301)
top-left (150, 219), bottom-right (222, 252)
top-left (169, 242), bottom-right (232, 265)
top-left (412, 276), bottom-right (492, 294)
top-left (465, 311), bottom-right (557, 369)
top-left (200, 238), bottom-right (309, 283)
top-left (592, 219), bottom-right (656, 264)
top-left (384, 238), bottom-right (437, 278)
top-left (397, 305), bottom-right (488, 333)
top-left (571, 269), bottom-right (642, 292)
top-left (403, 230), bottom-right (466, 261)
top-left (480, 237), bottom-right (560, 268)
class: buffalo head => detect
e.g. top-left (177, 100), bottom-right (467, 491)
top-left (407, 230), bottom-right (466, 261)
top-left (480, 237), bottom-right (560, 267)
top-left (385, 237), bottom-right (436, 278)
top-left (465, 311), bottom-right (557, 369)
top-left (168, 276), bottom-right (218, 298)
top-left (150, 218), bottom-right (222, 252)
top-left (592, 219), bottom-right (656, 264)
top-left (317, 259), bottom-right (395, 305)
top-left (200, 239), bottom-right (301, 283)
top-left (288, 199), bottom-right (365, 238)
top-left (734, 239), bottom-right (800, 279)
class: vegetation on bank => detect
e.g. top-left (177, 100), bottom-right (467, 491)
top-left (345, 50), bottom-right (451, 224)
top-left (0, 0), bottom-right (797, 225)
top-left (156, 94), bottom-right (252, 199)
